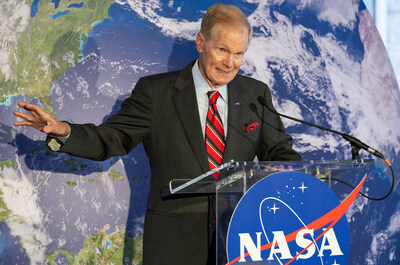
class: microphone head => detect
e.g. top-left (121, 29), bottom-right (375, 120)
top-left (257, 96), bottom-right (267, 106)
top-left (257, 95), bottom-right (278, 115)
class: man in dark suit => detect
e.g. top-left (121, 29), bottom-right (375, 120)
top-left (14, 4), bottom-right (301, 264)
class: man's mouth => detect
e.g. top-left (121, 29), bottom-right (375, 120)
top-left (216, 68), bottom-right (231, 74)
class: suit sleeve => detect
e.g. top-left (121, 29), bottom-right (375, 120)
top-left (257, 85), bottom-right (302, 161)
top-left (54, 77), bottom-right (154, 161)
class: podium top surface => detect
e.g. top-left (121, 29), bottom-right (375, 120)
top-left (169, 159), bottom-right (376, 194)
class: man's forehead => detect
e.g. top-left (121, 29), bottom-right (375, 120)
top-left (208, 23), bottom-right (250, 42)
top-left (212, 22), bottom-right (248, 33)
top-left (208, 25), bottom-right (249, 49)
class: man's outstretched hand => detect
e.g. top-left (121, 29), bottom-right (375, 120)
top-left (13, 102), bottom-right (70, 138)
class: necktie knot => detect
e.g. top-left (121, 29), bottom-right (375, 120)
top-left (207, 90), bottom-right (220, 105)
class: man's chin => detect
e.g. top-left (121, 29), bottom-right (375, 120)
top-left (212, 77), bottom-right (233, 87)
top-left (212, 81), bottom-right (230, 88)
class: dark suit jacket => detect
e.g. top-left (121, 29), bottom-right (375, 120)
top-left (58, 61), bottom-right (301, 264)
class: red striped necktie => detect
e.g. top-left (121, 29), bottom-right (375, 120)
top-left (205, 90), bottom-right (225, 179)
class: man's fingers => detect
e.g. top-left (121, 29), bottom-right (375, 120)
top-left (16, 102), bottom-right (38, 117)
top-left (15, 102), bottom-right (53, 124)
top-left (22, 103), bottom-right (48, 117)
top-left (17, 101), bottom-right (26, 108)
top-left (29, 104), bottom-right (47, 117)
top-left (14, 121), bottom-right (34, 127)
top-left (15, 102), bottom-right (69, 137)
top-left (17, 102), bottom-right (49, 118)
top-left (14, 121), bottom-right (47, 133)
top-left (19, 102), bottom-right (39, 111)
top-left (13, 111), bottom-right (34, 121)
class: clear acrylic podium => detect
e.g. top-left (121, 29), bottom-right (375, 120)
top-left (168, 159), bottom-right (382, 264)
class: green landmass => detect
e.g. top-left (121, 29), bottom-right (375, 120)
top-left (109, 170), bottom-right (125, 180)
top-left (88, 170), bottom-right (125, 184)
top-left (65, 181), bottom-right (77, 187)
top-left (0, 160), bottom-right (16, 222)
top-left (88, 178), bottom-right (101, 183)
top-left (1, 0), bottom-right (113, 113)
top-left (29, 148), bottom-right (89, 171)
top-left (0, 189), bottom-right (11, 222)
top-left (46, 225), bottom-right (143, 265)
top-left (0, 160), bottom-right (17, 170)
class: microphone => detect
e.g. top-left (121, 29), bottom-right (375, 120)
top-left (257, 96), bottom-right (385, 160)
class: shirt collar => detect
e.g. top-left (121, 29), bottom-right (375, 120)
top-left (192, 60), bottom-right (228, 102)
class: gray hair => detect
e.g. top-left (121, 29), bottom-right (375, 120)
top-left (200, 4), bottom-right (253, 42)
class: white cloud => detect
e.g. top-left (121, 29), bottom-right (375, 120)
top-left (366, 202), bottom-right (400, 264)
top-left (116, 0), bottom-right (200, 40)
top-left (0, 159), bottom-right (52, 264)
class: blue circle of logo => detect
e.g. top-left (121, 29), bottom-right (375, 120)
top-left (226, 171), bottom-right (350, 264)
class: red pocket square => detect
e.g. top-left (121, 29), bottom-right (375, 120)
top-left (243, 122), bottom-right (259, 133)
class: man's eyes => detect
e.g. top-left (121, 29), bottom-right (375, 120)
top-left (217, 48), bottom-right (244, 58)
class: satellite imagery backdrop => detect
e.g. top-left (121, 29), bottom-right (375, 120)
top-left (0, 0), bottom-right (400, 264)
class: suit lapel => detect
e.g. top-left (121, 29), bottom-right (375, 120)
top-left (222, 78), bottom-right (245, 163)
top-left (172, 63), bottom-right (209, 174)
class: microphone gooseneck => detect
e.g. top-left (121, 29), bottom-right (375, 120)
top-left (257, 96), bottom-right (394, 201)
top-left (257, 96), bottom-right (384, 159)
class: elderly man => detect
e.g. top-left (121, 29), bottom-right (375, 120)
top-left (14, 4), bottom-right (301, 265)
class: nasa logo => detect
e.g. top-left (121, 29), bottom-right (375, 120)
top-left (226, 171), bottom-right (364, 264)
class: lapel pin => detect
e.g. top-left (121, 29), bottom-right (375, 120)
top-left (235, 101), bottom-right (240, 107)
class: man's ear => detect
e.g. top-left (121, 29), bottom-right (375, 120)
top-left (196, 32), bottom-right (204, 53)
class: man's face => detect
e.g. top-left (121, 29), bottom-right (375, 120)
top-left (196, 24), bottom-right (249, 88)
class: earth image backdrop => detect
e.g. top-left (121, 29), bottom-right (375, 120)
top-left (0, 0), bottom-right (400, 264)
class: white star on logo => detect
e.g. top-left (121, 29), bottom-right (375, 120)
top-left (332, 259), bottom-right (340, 265)
top-left (298, 182), bottom-right (308, 193)
top-left (270, 203), bottom-right (280, 214)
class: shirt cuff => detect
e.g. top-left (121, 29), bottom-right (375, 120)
top-left (57, 132), bottom-right (70, 144)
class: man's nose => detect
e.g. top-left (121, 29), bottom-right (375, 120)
top-left (223, 53), bottom-right (234, 68)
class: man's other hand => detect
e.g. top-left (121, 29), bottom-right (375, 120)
top-left (13, 102), bottom-right (70, 138)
